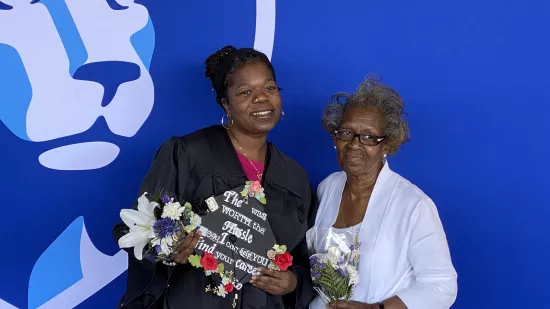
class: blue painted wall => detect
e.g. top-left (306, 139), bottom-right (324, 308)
top-left (0, 0), bottom-right (548, 308)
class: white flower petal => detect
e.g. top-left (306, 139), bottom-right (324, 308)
top-left (137, 194), bottom-right (158, 217)
top-left (133, 240), bottom-right (148, 260)
top-left (118, 230), bottom-right (150, 248)
top-left (162, 203), bottom-right (185, 220)
top-left (146, 201), bottom-right (159, 217)
top-left (137, 193), bottom-right (149, 210)
top-left (120, 209), bottom-right (151, 227)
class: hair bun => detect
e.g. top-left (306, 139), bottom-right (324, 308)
top-left (205, 45), bottom-right (237, 81)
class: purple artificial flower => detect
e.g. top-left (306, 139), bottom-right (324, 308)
top-left (337, 267), bottom-right (347, 277)
top-left (310, 255), bottom-right (326, 267)
top-left (310, 255), bottom-right (319, 265)
top-left (311, 270), bottom-right (321, 279)
top-left (350, 242), bottom-right (361, 251)
top-left (153, 217), bottom-right (180, 238)
top-left (161, 195), bottom-right (171, 204)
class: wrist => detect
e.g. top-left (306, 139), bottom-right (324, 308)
top-left (289, 272), bottom-right (298, 293)
top-left (288, 268), bottom-right (298, 292)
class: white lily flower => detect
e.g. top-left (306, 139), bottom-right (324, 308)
top-left (118, 193), bottom-right (159, 260)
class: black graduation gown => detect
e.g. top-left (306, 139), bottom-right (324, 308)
top-left (113, 125), bottom-right (318, 309)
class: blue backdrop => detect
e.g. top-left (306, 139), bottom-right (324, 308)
top-left (1, 0), bottom-right (549, 308)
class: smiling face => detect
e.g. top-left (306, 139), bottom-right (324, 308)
top-left (335, 107), bottom-right (389, 176)
top-left (222, 61), bottom-right (281, 135)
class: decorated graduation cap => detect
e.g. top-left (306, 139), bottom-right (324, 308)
top-left (187, 181), bottom-right (292, 306)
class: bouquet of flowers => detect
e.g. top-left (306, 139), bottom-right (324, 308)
top-left (117, 191), bottom-right (202, 265)
top-left (308, 228), bottom-right (361, 304)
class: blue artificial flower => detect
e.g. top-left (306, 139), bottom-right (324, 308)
top-left (153, 217), bottom-right (180, 239)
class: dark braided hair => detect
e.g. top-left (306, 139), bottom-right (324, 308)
top-left (204, 45), bottom-right (276, 107)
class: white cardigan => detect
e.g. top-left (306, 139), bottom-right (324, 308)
top-left (309, 162), bottom-right (458, 309)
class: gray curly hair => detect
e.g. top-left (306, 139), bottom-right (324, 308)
top-left (322, 75), bottom-right (410, 155)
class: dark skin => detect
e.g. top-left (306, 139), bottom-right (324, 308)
top-left (173, 231), bottom-right (202, 264)
top-left (223, 61), bottom-right (282, 162)
top-left (328, 107), bottom-right (407, 309)
top-left (174, 61), bottom-right (296, 296)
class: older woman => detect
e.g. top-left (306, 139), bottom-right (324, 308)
top-left (113, 46), bottom-right (317, 309)
top-left (310, 77), bottom-right (457, 309)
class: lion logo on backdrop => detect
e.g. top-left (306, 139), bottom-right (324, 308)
top-left (0, 0), bottom-right (155, 171)
top-left (0, 0), bottom-right (275, 308)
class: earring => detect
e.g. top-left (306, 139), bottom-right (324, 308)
top-left (334, 146), bottom-right (337, 149)
top-left (221, 114), bottom-right (231, 129)
top-left (384, 154), bottom-right (387, 158)
top-left (281, 110), bottom-right (285, 119)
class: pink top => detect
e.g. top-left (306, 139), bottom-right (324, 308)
top-left (236, 151), bottom-right (264, 182)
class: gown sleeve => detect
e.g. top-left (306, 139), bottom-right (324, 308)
top-left (112, 137), bottom-right (192, 307)
top-left (284, 183), bottom-right (319, 309)
top-left (112, 137), bottom-right (189, 262)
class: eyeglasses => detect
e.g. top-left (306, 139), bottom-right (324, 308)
top-left (334, 128), bottom-right (386, 146)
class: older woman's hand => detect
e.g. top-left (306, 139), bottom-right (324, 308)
top-left (250, 267), bottom-right (297, 295)
top-left (326, 301), bottom-right (378, 309)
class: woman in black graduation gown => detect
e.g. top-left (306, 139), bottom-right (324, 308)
top-left (113, 46), bottom-right (317, 309)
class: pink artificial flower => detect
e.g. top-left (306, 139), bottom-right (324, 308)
top-left (249, 181), bottom-right (262, 194)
